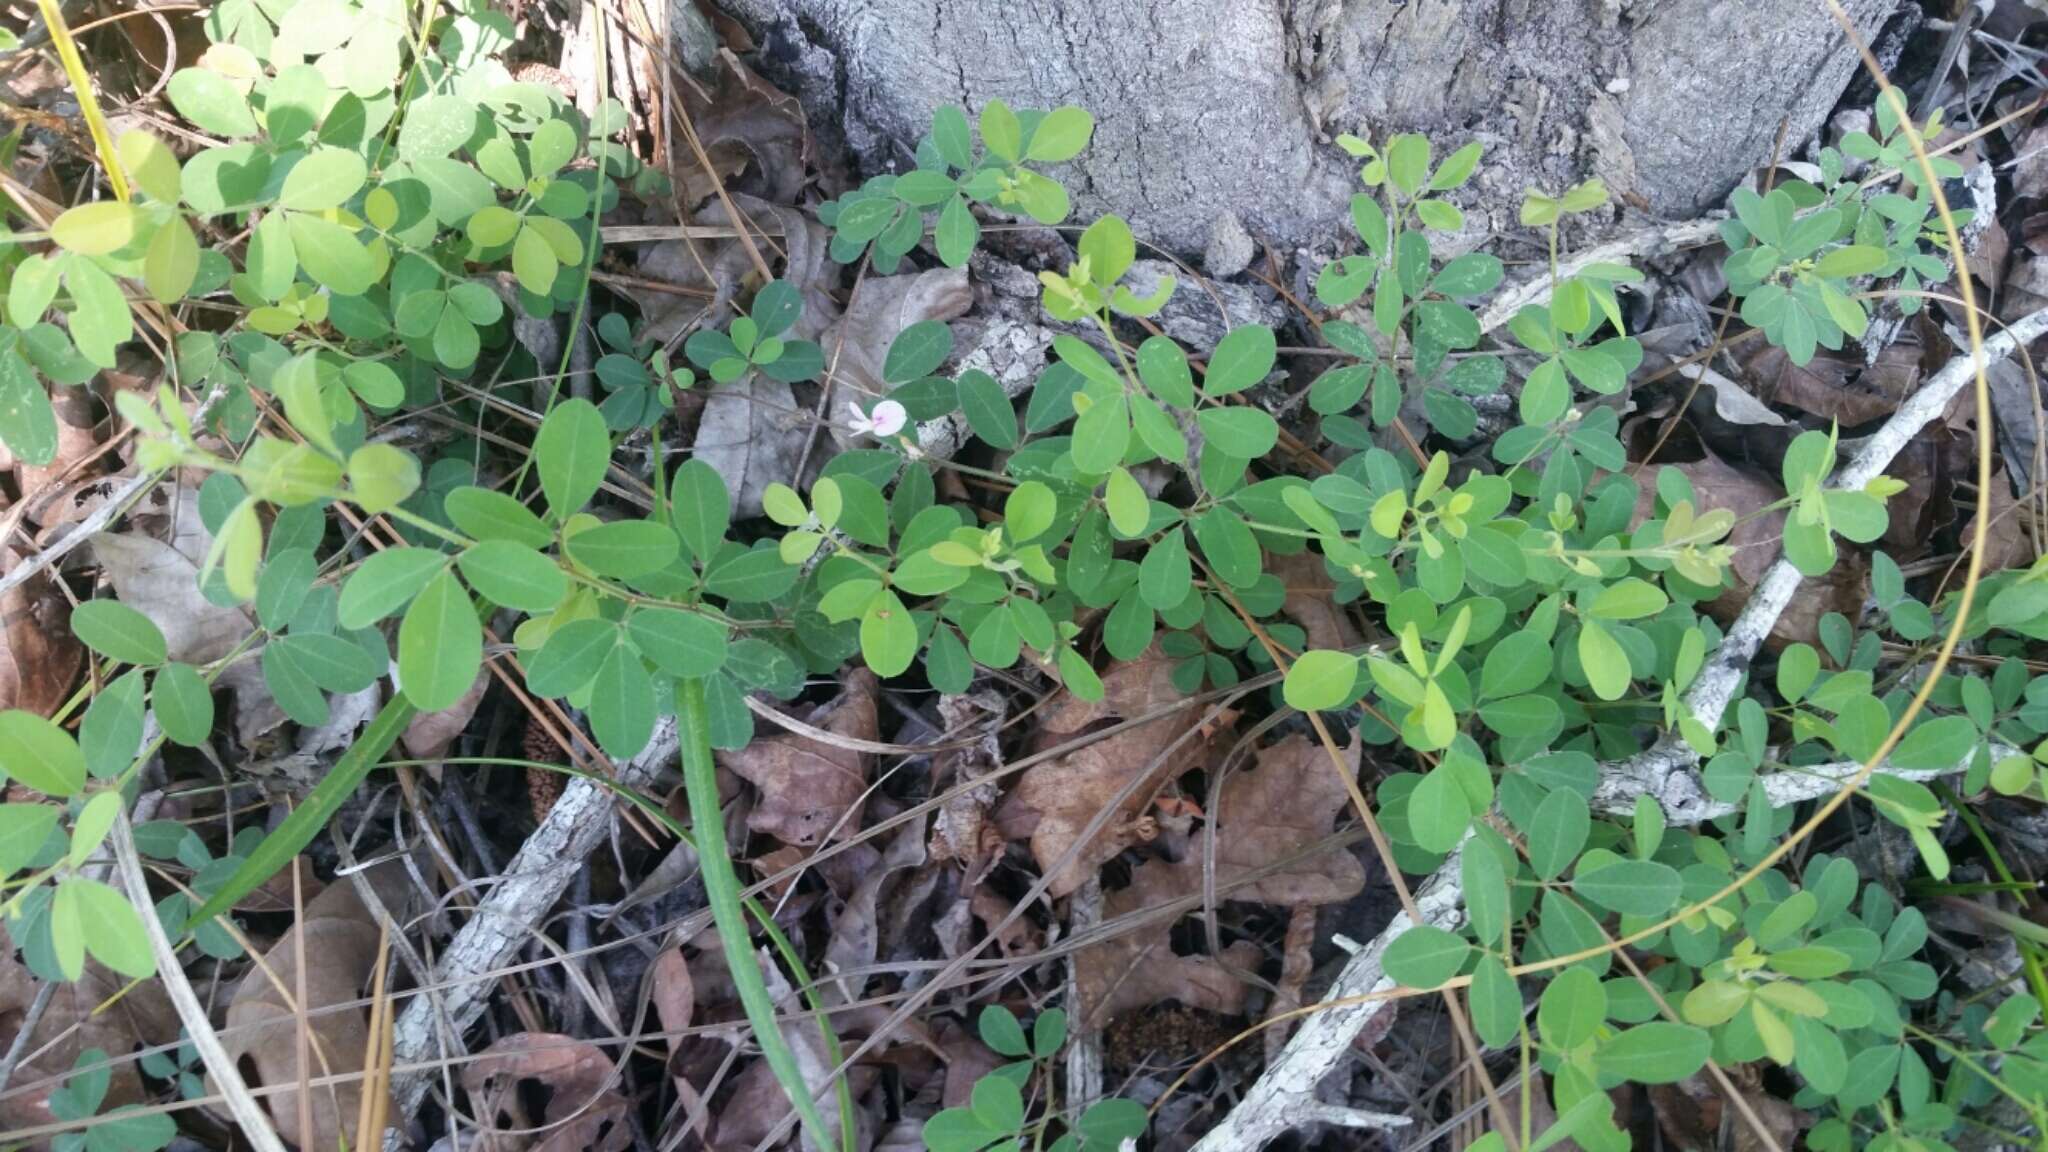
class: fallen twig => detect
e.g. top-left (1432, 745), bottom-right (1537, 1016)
top-left (1192, 304), bottom-right (2048, 1151)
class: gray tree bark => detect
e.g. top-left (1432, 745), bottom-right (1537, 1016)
top-left (719, 0), bottom-right (1891, 255)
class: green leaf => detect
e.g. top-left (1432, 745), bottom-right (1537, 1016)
top-left (1588, 577), bottom-right (1669, 621)
top-left (167, 69), bottom-right (258, 136)
top-left (1203, 325), bottom-right (1276, 396)
top-left (398, 94), bottom-right (478, 160)
top-left (1382, 924), bottom-right (1470, 989)
top-left (348, 443), bottom-right (421, 515)
top-left (1463, 837), bottom-right (1510, 947)
top-left (0, 803), bottom-right (60, 877)
top-left (626, 609), bottom-right (728, 678)
top-left (1138, 526), bottom-right (1191, 610)
top-left (1025, 105), bottom-right (1093, 162)
top-left (1481, 630), bottom-right (1550, 698)
top-left (1595, 1022), bottom-right (1709, 1084)
top-left (1814, 245), bottom-right (1888, 278)
top-left (1077, 1098), bottom-right (1146, 1147)
top-left (1386, 133), bottom-right (1430, 196)
top-left (1471, 954), bottom-right (1522, 1048)
top-left (971, 1073), bottom-right (1025, 1135)
top-left (1409, 762), bottom-right (1473, 853)
top-left (669, 460), bottom-right (731, 560)
top-left (1197, 408), bottom-right (1279, 458)
top-left (1004, 481), bottom-right (1057, 543)
top-left (62, 877), bottom-right (154, 979)
top-left (446, 486), bottom-right (554, 548)
top-left (1572, 858), bottom-right (1683, 917)
top-left (397, 570), bottom-right (481, 712)
top-left (1430, 140), bottom-right (1483, 190)
top-left (1527, 786), bottom-right (1589, 881)
top-left (566, 520), bottom-right (681, 579)
top-left (0, 711), bottom-right (85, 798)
top-left (526, 619), bottom-right (617, 697)
top-left (1889, 715), bottom-right (1977, 770)
top-left (458, 540), bottom-right (567, 611)
top-left (884, 320), bottom-right (953, 384)
top-left (1070, 391), bottom-right (1129, 475)
top-left (287, 214), bottom-right (376, 295)
top-left (1778, 643), bottom-right (1821, 703)
top-left (152, 663), bottom-right (215, 747)
top-left (71, 601), bottom-right (168, 666)
top-left (80, 671), bottom-right (147, 779)
top-left (143, 216), bottom-right (201, 303)
top-left (979, 1004), bottom-right (1030, 1057)
top-left (1538, 967), bottom-right (1605, 1050)
top-left (934, 194), bottom-right (979, 267)
top-left (338, 548), bottom-right (447, 629)
top-left (280, 148), bottom-right (367, 211)
top-left (1576, 619), bottom-right (1631, 701)
top-left (512, 224), bottom-right (560, 294)
top-left (0, 349), bottom-right (59, 466)
top-left (958, 370), bottom-right (1017, 450)
top-left (534, 398), bottom-right (611, 520)
top-left (1189, 508), bottom-right (1260, 588)
top-left (860, 590), bottom-right (918, 677)
top-left (1284, 650), bottom-right (1358, 712)
top-left (1078, 214), bottom-right (1136, 287)
top-left (980, 100), bottom-right (1021, 162)
top-left (588, 642), bottom-right (656, 758)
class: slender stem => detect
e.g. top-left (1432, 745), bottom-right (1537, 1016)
top-left (676, 677), bottom-right (843, 1152)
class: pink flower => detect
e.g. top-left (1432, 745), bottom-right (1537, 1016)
top-left (848, 399), bottom-right (907, 437)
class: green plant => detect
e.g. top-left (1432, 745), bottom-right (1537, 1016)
top-left (921, 1006), bottom-right (1146, 1152)
top-left (49, 1050), bottom-right (177, 1152)
top-left (4, 2), bottom-right (2043, 1141)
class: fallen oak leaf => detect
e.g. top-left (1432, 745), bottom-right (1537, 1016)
top-left (0, 544), bottom-right (82, 717)
top-left (210, 862), bottom-right (413, 1152)
top-left (460, 1033), bottom-right (633, 1152)
top-left (1073, 857), bottom-right (1260, 1030)
top-left (996, 646), bottom-right (1238, 898)
top-left (1201, 732), bottom-right (1367, 907)
top-left (721, 668), bottom-right (878, 847)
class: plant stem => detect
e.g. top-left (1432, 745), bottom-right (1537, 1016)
top-left (676, 676), bottom-right (843, 1152)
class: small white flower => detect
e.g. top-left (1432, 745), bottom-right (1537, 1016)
top-left (847, 399), bottom-right (908, 437)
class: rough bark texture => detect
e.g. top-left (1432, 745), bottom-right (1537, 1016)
top-left (718, 0), bottom-right (1892, 253)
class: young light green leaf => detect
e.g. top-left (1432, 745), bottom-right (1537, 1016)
top-left (397, 570), bottom-right (481, 712)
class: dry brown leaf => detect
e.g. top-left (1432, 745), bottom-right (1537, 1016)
top-left (1203, 733), bottom-right (1366, 906)
top-left (1630, 443), bottom-right (1863, 649)
top-left (651, 947), bottom-right (695, 1047)
top-left (675, 50), bottom-right (808, 208)
top-left (722, 669), bottom-right (878, 847)
top-left (0, 545), bottom-right (82, 717)
top-left (1268, 549), bottom-right (1361, 653)
top-left (637, 195), bottom-right (836, 346)
top-left (1742, 343), bottom-right (1899, 425)
top-left (460, 1033), bottom-right (632, 1152)
top-left (1073, 858), bottom-right (1259, 1029)
top-left (823, 812), bottom-right (927, 1005)
top-left (996, 646), bottom-right (1238, 898)
top-left (1978, 463), bottom-right (2038, 573)
top-left (0, 927), bottom-right (177, 1135)
top-left (211, 863), bottom-right (410, 1152)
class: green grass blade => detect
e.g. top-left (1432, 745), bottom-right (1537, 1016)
top-left (185, 694), bottom-right (416, 927)
top-left (678, 676), bottom-right (843, 1151)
